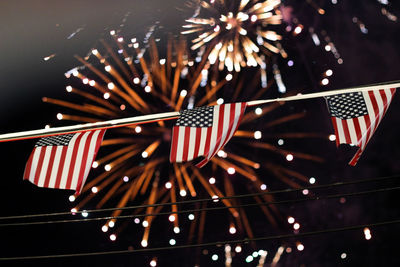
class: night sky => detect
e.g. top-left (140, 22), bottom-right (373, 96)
top-left (1, 0), bottom-right (400, 266)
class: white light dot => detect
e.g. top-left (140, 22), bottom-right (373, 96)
top-left (321, 78), bottom-right (329, 86)
top-left (278, 139), bottom-right (284, 146)
top-left (254, 131), bottom-right (262, 139)
top-left (44, 125), bottom-right (50, 129)
top-left (260, 184), bottom-right (267, 190)
top-left (294, 25), bottom-right (303, 34)
top-left (135, 126), bottom-right (142, 133)
top-left (123, 176), bottom-right (129, 182)
top-left (133, 77), bottom-right (140, 84)
top-left (169, 239), bottom-right (176, 246)
top-left (69, 195), bottom-right (76, 202)
top-left (91, 187), bottom-right (98, 193)
top-left (92, 161), bottom-right (99, 168)
top-left (103, 92), bottom-right (110, 99)
top-left (108, 221), bottom-right (115, 228)
top-left (81, 210), bottom-right (88, 217)
top-left (109, 234), bottom-right (116, 241)
top-left (288, 216), bottom-right (295, 224)
top-left (246, 255), bottom-right (254, 263)
top-left (107, 82), bottom-right (115, 90)
top-left (72, 70), bottom-right (79, 76)
top-left (180, 190), bottom-right (187, 197)
top-left (82, 78), bottom-right (89, 84)
top-left (104, 164), bottom-right (111, 171)
top-left (71, 208), bottom-right (77, 214)
top-left (188, 214), bottom-right (195, 220)
top-left (134, 218), bottom-right (140, 224)
top-left (288, 60), bottom-right (294, 67)
top-left (150, 259), bottom-right (157, 267)
top-left (133, 43), bottom-right (139, 49)
top-left (91, 49), bottom-right (98, 55)
top-left (341, 253), bottom-right (347, 259)
top-left (89, 80), bottom-right (95, 86)
top-left (329, 134), bottom-right (336, 141)
top-left (235, 246), bottom-right (242, 253)
top-left (302, 189), bottom-right (309, 195)
top-left (209, 177), bottom-right (216, 184)
top-left (297, 243), bottom-right (304, 251)
top-left (66, 85), bottom-right (72, 92)
top-left (165, 182), bottom-right (172, 189)
top-left (174, 227), bottom-right (180, 234)
top-left (216, 98), bottom-right (224, 105)
top-left (255, 107), bottom-right (262, 115)
top-left (180, 90), bottom-right (187, 97)
top-left (56, 113), bottom-right (63, 120)
top-left (169, 215), bottom-right (176, 222)
top-left (142, 220), bottom-right (149, 227)
top-left (229, 226), bottom-right (236, 234)
top-left (251, 14), bottom-right (257, 22)
top-left (117, 37), bottom-right (123, 42)
top-left (293, 222), bottom-right (300, 230)
top-left (105, 65), bottom-right (112, 72)
top-left (211, 254), bottom-right (218, 261)
top-left (309, 177), bottom-right (316, 184)
top-left (325, 69), bottom-right (333, 76)
top-left (252, 251), bottom-right (258, 257)
top-left (101, 225), bottom-right (108, 232)
top-left (159, 58), bottom-right (166, 65)
top-left (142, 151), bottom-right (148, 158)
top-left (227, 167), bottom-right (235, 174)
top-left (286, 154), bottom-right (294, 161)
top-left (110, 30), bottom-right (115, 35)
top-left (212, 195), bottom-right (219, 202)
top-left (145, 85), bottom-right (152, 93)
top-left (141, 240), bottom-right (148, 247)
top-left (225, 74), bottom-right (233, 81)
top-left (325, 45), bottom-right (332, 51)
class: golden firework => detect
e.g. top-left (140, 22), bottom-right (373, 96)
top-left (45, 32), bottom-right (322, 251)
top-left (182, 0), bottom-right (285, 72)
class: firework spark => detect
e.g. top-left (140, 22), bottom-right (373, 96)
top-left (182, 0), bottom-right (284, 72)
top-left (44, 31), bottom-right (322, 262)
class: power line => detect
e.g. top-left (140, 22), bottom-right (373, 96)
top-left (1, 174), bottom-right (398, 221)
top-left (1, 218), bottom-right (399, 261)
top-left (1, 185), bottom-right (399, 227)
top-left (1, 174), bottom-right (399, 221)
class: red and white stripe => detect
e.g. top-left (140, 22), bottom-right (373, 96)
top-left (170, 103), bottom-right (246, 167)
top-left (23, 129), bottom-right (106, 193)
top-left (330, 88), bottom-right (396, 165)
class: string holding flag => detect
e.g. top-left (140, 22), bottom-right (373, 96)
top-left (0, 81), bottom-right (399, 192)
top-left (325, 88), bottom-right (396, 165)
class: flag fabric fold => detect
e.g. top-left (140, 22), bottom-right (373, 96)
top-left (170, 103), bottom-right (247, 167)
top-left (23, 129), bottom-right (106, 193)
top-left (325, 88), bottom-right (396, 165)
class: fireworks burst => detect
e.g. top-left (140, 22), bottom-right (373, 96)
top-left (44, 31), bottom-right (322, 260)
top-left (182, 0), bottom-right (285, 72)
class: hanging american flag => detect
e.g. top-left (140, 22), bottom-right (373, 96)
top-left (170, 103), bottom-right (247, 167)
top-left (23, 129), bottom-right (106, 193)
top-left (325, 88), bottom-right (396, 165)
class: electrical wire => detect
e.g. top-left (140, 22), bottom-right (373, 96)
top-left (1, 219), bottom-right (399, 261)
top-left (1, 174), bottom-right (398, 221)
top-left (0, 185), bottom-right (399, 227)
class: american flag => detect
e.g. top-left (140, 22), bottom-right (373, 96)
top-left (326, 88), bottom-right (396, 165)
top-left (170, 103), bottom-right (247, 167)
top-left (23, 130), bottom-right (106, 193)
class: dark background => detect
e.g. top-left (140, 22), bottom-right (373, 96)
top-left (1, 0), bottom-right (400, 266)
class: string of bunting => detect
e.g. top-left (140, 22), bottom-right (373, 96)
top-left (0, 80), bottom-right (398, 193)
